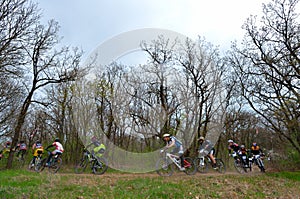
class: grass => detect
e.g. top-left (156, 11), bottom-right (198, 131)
top-left (0, 169), bottom-right (300, 199)
top-left (267, 171), bottom-right (300, 181)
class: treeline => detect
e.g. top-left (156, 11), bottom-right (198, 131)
top-left (0, 0), bottom-right (299, 170)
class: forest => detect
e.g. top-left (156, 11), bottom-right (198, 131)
top-left (0, 0), bottom-right (299, 171)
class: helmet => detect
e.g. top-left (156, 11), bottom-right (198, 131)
top-left (162, 134), bottom-right (170, 138)
top-left (55, 138), bottom-right (60, 142)
top-left (91, 136), bottom-right (97, 141)
top-left (228, 139), bottom-right (233, 143)
top-left (199, 136), bottom-right (205, 141)
top-left (252, 142), bottom-right (257, 146)
top-left (36, 140), bottom-right (41, 144)
top-left (6, 141), bottom-right (11, 145)
top-left (241, 145), bottom-right (245, 148)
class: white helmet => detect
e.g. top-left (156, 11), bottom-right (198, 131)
top-left (228, 139), bottom-right (234, 143)
top-left (198, 136), bottom-right (205, 141)
top-left (163, 134), bottom-right (171, 138)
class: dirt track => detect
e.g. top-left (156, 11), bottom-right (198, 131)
top-left (59, 168), bottom-right (266, 182)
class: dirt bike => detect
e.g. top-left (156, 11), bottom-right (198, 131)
top-left (250, 153), bottom-right (266, 172)
top-left (156, 150), bottom-right (196, 177)
top-left (231, 151), bottom-right (252, 173)
top-left (28, 149), bottom-right (44, 172)
top-left (75, 148), bottom-right (108, 175)
top-left (194, 149), bottom-right (226, 174)
top-left (39, 149), bottom-right (63, 173)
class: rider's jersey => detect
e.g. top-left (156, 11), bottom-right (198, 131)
top-left (33, 143), bottom-right (44, 156)
top-left (2, 143), bottom-right (11, 153)
top-left (94, 143), bottom-right (106, 157)
top-left (52, 142), bottom-right (64, 153)
top-left (168, 136), bottom-right (182, 148)
top-left (86, 140), bottom-right (106, 157)
top-left (228, 143), bottom-right (240, 153)
top-left (239, 148), bottom-right (248, 155)
top-left (18, 143), bottom-right (27, 150)
top-left (251, 146), bottom-right (261, 155)
top-left (199, 140), bottom-right (214, 151)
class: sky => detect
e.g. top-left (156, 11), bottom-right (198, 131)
top-left (35, 0), bottom-right (269, 60)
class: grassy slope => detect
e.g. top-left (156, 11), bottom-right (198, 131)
top-left (0, 169), bottom-right (299, 199)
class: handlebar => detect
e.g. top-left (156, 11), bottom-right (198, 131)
top-left (45, 148), bottom-right (62, 157)
top-left (160, 151), bottom-right (179, 159)
top-left (45, 148), bottom-right (51, 154)
top-left (83, 148), bottom-right (94, 159)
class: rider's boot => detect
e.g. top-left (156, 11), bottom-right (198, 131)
top-left (212, 163), bottom-right (217, 169)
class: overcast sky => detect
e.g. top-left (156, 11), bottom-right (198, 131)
top-left (35, 0), bottom-right (269, 58)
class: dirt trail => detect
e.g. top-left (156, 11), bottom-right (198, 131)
top-left (59, 169), bottom-right (265, 181)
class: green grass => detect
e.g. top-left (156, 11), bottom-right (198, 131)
top-left (0, 170), bottom-right (42, 198)
top-left (0, 170), bottom-right (300, 198)
top-left (112, 178), bottom-right (190, 198)
top-left (267, 170), bottom-right (300, 181)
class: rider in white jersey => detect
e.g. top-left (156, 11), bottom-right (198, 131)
top-left (45, 138), bottom-right (64, 166)
top-left (198, 136), bottom-right (217, 168)
top-left (161, 134), bottom-right (185, 170)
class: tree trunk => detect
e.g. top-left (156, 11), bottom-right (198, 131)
top-left (6, 96), bottom-right (32, 168)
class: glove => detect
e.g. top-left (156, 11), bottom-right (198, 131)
top-left (160, 149), bottom-right (164, 153)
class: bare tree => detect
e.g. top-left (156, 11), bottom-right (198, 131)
top-left (140, 36), bottom-right (180, 138)
top-left (0, 0), bottom-right (39, 73)
top-left (226, 0), bottom-right (300, 154)
top-left (0, 0), bottom-right (39, 141)
top-left (176, 37), bottom-right (225, 153)
top-left (0, 77), bottom-right (22, 137)
top-left (5, 2), bottom-right (82, 167)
